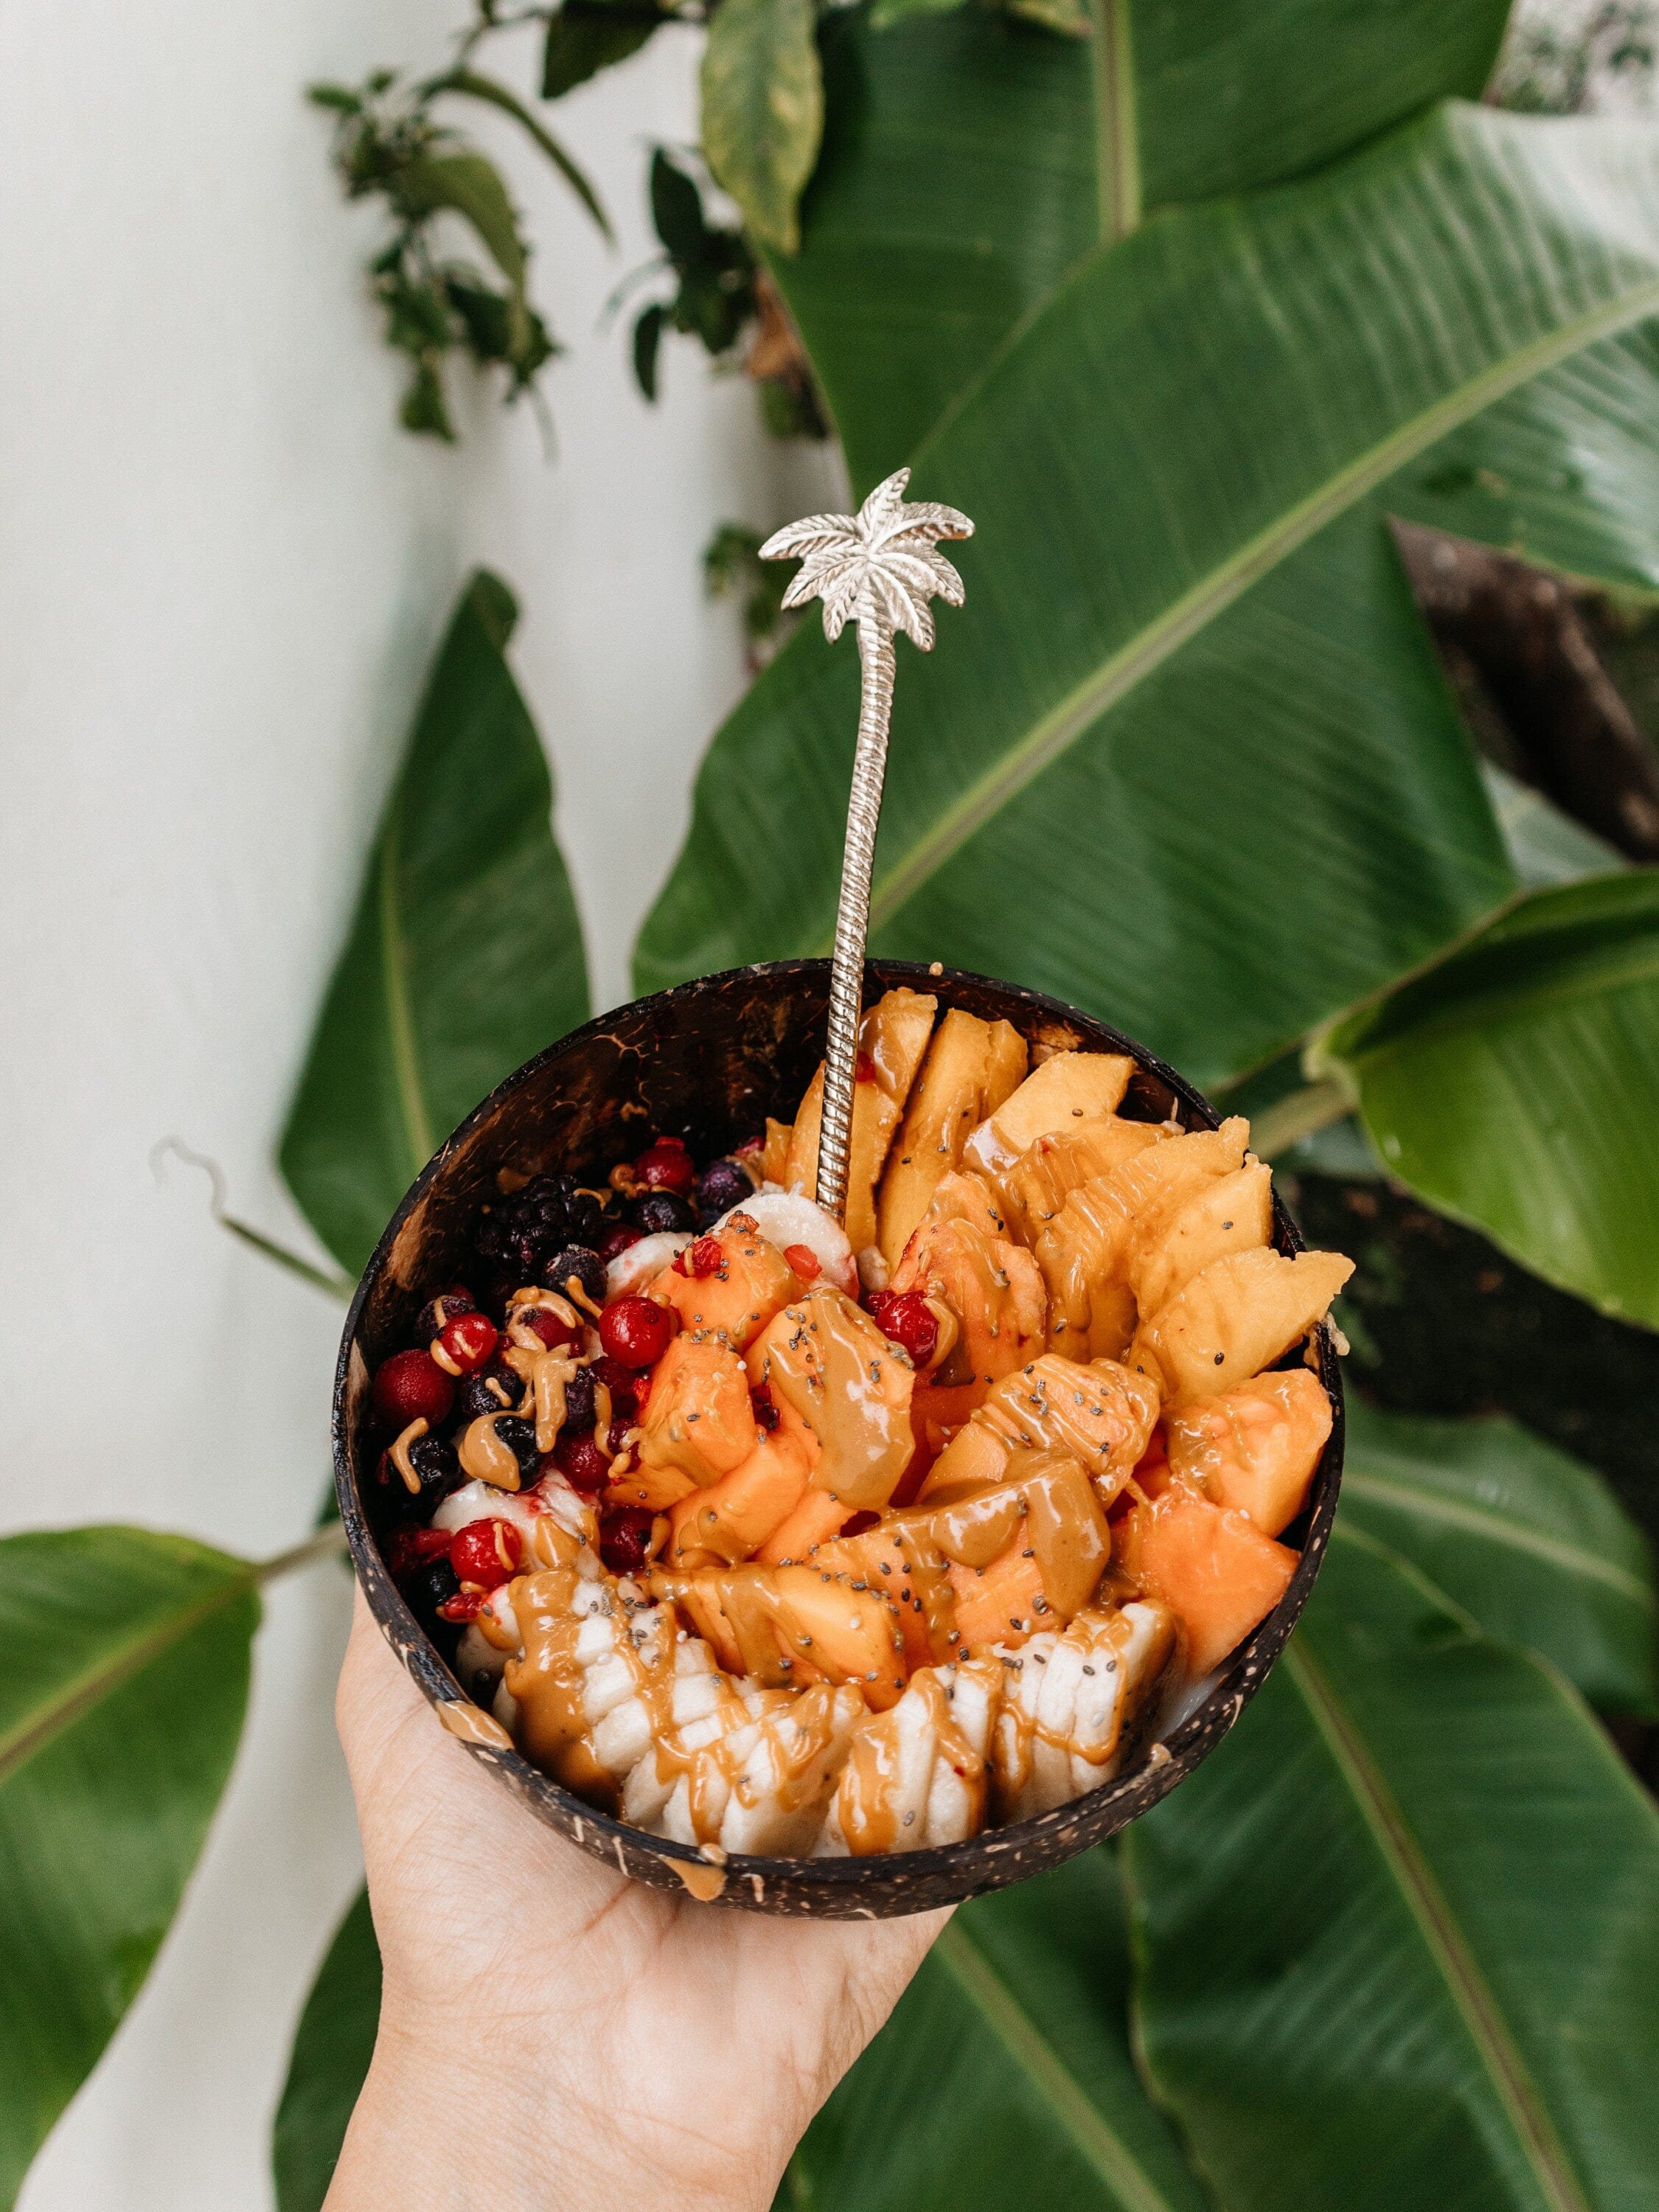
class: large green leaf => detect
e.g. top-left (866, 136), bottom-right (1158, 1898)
top-left (645, 105), bottom-right (1659, 1076)
top-left (780, 10), bottom-right (1097, 495)
top-left (274, 1887), bottom-right (381, 2212)
top-left (700, 0), bottom-right (824, 253)
top-left (1339, 1401), bottom-right (1658, 1716)
top-left (786, 1848), bottom-right (1206, 2212)
top-left (1127, 1527), bottom-right (1659, 2212)
top-left (281, 573), bottom-right (590, 1278)
top-left (772, 2), bottom-right (1512, 497)
top-left (0, 1528), bottom-right (258, 2211)
top-left (1313, 871), bottom-right (1659, 1327)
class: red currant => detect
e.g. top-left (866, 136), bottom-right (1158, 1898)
top-left (784, 1242), bottom-right (821, 1282)
top-left (633, 1135), bottom-right (696, 1195)
top-left (599, 1506), bottom-right (656, 1576)
top-left (438, 1588), bottom-right (487, 1624)
top-left (372, 1349), bottom-right (455, 1430)
top-left (439, 1311), bottom-right (499, 1371)
top-left (449, 1517), bottom-right (524, 1590)
top-left (519, 1305), bottom-right (580, 1352)
top-left (599, 1224), bottom-right (643, 1262)
top-left (553, 1430), bottom-right (611, 1494)
top-left (385, 1525), bottom-right (453, 1579)
top-left (598, 1295), bottom-right (675, 1370)
top-left (872, 1291), bottom-right (939, 1366)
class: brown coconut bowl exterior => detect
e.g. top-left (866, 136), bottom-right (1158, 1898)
top-left (333, 959), bottom-right (1344, 1917)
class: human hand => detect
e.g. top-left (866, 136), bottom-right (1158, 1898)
top-left (327, 1590), bottom-right (949, 2212)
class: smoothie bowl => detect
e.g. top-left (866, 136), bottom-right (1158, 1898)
top-left (333, 959), bottom-right (1351, 1916)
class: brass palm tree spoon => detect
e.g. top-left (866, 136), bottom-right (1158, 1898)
top-left (759, 468), bottom-right (974, 1224)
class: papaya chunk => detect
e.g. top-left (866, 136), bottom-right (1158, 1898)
top-left (877, 1009), bottom-right (1027, 1269)
top-left (948, 1546), bottom-right (1048, 1648)
top-left (1164, 1368), bottom-right (1332, 1536)
top-left (637, 1335), bottom-right (757, 1489)
top-left (647, 1217), bottom-right (801, 1351)
top-left (1036, 1119), bottom-right (1251, 1360)
top-left (664, 1416), bottom-right (814, 1568)
top-left (747, 1287), bottom-right (914, 1511)
top-left (1128, 1247), bottom-right (1354, 1402)
top-left (963, 1051), bottom-right (1135, 1178)
top-left (651, 1560), bottom-right (908, 1708)
top-left (785, 987), bottom-right (936, 1253)
top-left (810, 1520), bottom-right (959, 1667)
top-left (1115, 1481), bottom-right (1296, 1676)
top-left (922, 1354), bottom-right (1160, 1503)
top-left (890, 1211), bottom-right (1046, 1405)
top-left (756, 1486), bottom-right (855, 1565)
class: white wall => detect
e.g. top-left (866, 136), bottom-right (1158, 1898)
top-left (0, 4), bottom-right (841, 2204)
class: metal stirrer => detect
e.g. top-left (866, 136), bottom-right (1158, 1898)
top-left (759, 469), bottom-right (974, 1224)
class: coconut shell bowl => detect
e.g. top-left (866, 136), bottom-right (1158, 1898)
top-left (333, 958), bottom-right (1345, 1917)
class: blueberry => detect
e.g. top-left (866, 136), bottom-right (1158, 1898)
top-left (457, 1358), bottom-right (522, 1423)
top-left (374, 1433), bottom-right (464, 1520)
top-left (626, 1189), bottom-right (695, 1235)
top-left (405, 1555), bottom-right (460, 1622)
top-left (493, 1416), bottom-right (540, 1482)
top-left (414, 1288), bottom-right (478, 1342)
top-left (697, 1158), bottom-right (754, 1224)
top-left (545, 1244), bottom-right (606, 1307)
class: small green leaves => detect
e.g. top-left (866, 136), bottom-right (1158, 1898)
top-left (703, 522), bottom-right (794, 664)
top-left (0, 1528), bottom-right (260, 2211)
top-left (543, 2), bottom-right (662, 100)
top-left (273, 1888), bottom-right (381, 2212)
top-left (280, 573), bottom-right (590, 1279)
top-left (700, 0), bottom-right (824, 254)
top-left (434, 69), bottom-right (612, 242)
top-left (1314, 871), bottom-right (1659, 1328)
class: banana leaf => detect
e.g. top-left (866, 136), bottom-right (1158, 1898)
top-left (273, 1886), bottom-right (380, 2212)
top-left (785, 1846), bottom-right (1206, 2212)
top-left (784, 1), bottom-right (1512, 493)
top-left (281, 572), bottom-right (590, 1278)
top-left (644, 108), bottom-right (1659, 1075)
top-left (0, 1528), bottom-right (259, 2211)
top-left (1127, 1526), bottom-right (1659, 2212)
top-left (1339, 1401), bottom-right (1658, 1716)
top-left (1313, 871), bottom-right (1659, 1327)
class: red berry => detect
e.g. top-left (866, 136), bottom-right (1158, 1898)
top-left (386, 1526), bottom-right (453, 1579)
top-left (372, 1349), bottom-right (455, 1430)
top-left (633, 1135), bottom-right (696, 1196)
top-left (599, 1224), bottom-right (643, 1262)
top-left (553, 1430), bottom-right (611, 1493)
top-left (855, 1050), bottom-right (877, 1085)
top-left (685, 1235), bottom-right (723, 1279)
top-left (784, 1242), bottom-right (821, 1283)
top-left (440, 1311), bottom-right (499, 1371)
top-left (872, 1291), bottom-right (938, 1366)
top-left (449, 1517), bottom-right (524, 1590)
top-left (598, 1295), bottom-right (675, 1370)
top-left (438, 1588), bottom-right (487, 1623)
top-left (520, 1305), bottom-right (580, 1352)
top-left (599, 1506), bottom-right (656, 1576)
top-left (751, 1382), bottom-right (779, 1432)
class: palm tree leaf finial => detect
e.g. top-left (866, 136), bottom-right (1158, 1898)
top-left (757, 469), bottom-right (976, 1225)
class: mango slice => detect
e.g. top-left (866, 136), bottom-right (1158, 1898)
top-left (877, 1009), bottom-right (1027, 1269)
top-left (785, 987), bottom-right (936, 1251)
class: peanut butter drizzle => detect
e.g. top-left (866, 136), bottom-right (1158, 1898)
top-left (670, 1857), bottom-right (728, 1902)
top-left (437, 1700), bottom-right (513, 1751)
top-left (992, 1610), bottom-right (1149, 1806)
top-left (905, 1449), bottom-right (1109, 1620)
top-left (390, 1417), bottom-right (430, 1494)
top-left (503, 1315), bottom-right (579, 1454)
top-left (651, 1564), bottom-right (906, 1705)
top-left (459, 1412), bottom-right (525, 1491)
top-left (941, 1354), bottom-right (1159, 1498)
top-left (751, 1287), bottom-right (914, 1510)
top-left (505, 1568), bottom-right (681, 1810)
top-left (837, 1669), bottom-right (985, 1856)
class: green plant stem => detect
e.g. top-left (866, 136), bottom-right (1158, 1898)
top-left (1088, 0), bottom-right (1141, 243)
top-left (257, 1521), bottom-right (351, 1588)
top-left (1251, 1075), bottom-right (1355, 1158)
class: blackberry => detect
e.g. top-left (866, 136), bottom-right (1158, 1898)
top-left (414, 1287), bottom-right (477, 1342)
top-left (373, 1433), bottom-right (463, 1520)
top-left (545, 1244), bottom-right (607, 1307)
top-left (626, 1189), bottom-right (695, 1235)
top-left (562, 1365), bottom-right (597, 1434)
top-left (476, 1172), bottom-right (605, 1287)
top-left (404, 1554), bottom-right (461, 1623)
top-left (697, 1157), bottom-right (754, 1224)
top-left (457, 1358), bottom-right (523, 1423)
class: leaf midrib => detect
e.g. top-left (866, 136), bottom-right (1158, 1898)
top-left (934, 1919), bottom-right (1182, 2212)
top-left (378, 805), bottom-right (437, 1180)
top-left (1340, 1468), bottom-right (1656, 1609)
top-left (1340, 936), bottom-right (1659, 1060)
top-left (1283, 1637), bottom-right (1590, 2212)
top-left (0, 1572), bottom-right (255, 1787)
top-left (856, 273), bottom-right (1659, 941)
